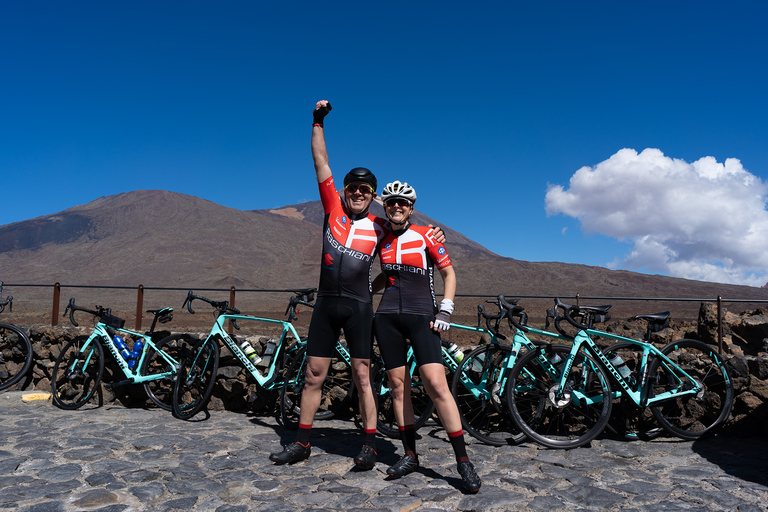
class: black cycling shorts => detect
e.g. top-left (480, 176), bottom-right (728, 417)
top-left (307, 297), bottom-right (374, 359)
top-left (374, 313), bottom-right (443, 370)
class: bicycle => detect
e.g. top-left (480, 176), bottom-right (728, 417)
top-left (449, 296), bottom-right (571, 446)
top-left (505, 297), bottom-right (734, 449)
top-left (52, 298), bottom-right (189, 410)
top-left (0, 283), bottom-right (34, 392)
top-left (173, 289), bottom-right (353, 422)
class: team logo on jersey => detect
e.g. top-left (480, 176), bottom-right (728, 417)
top-left (341, 215), bottom-right (347, 224)
top-left (438, 247), bottom-right (446, 255)
top-left (323, 253), bottom-right (334, 269)
top-left (384, 242), bottom-right (392, 250)
top-left (387, 276), bottom-right (396, 289)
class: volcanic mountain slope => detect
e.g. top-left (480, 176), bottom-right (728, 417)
top-left (1, 189), bottom-right (766, 321)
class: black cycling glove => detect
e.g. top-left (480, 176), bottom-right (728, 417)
top-left (313, 102), bottom-right (332, 124)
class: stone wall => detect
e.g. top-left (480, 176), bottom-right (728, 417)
top-left (11, 302), bottom-right (768, 436)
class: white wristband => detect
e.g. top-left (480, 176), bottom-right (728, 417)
top-left (440, 298), bottom-right (455, 314)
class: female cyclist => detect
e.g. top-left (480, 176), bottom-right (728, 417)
top-left (373, 180), bottom-right (481, 493)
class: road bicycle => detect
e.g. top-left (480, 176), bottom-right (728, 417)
top-left (449, 297), bottom-right (571, 446)
top-left (173, 289), bottom-right (353, 422)
top-left (505, 297), bottom-right (734, 449)
top-left (0, 283), bottom-right (34, 392)
top-left (52, 298), bottom-right (189, 410)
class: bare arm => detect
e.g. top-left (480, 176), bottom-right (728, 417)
top-left (311, 100), bottom-right (332, 184)
top-left (439, 265), bottom-right (456, 303)
top-left (432, 264), bottom-right (456, 331)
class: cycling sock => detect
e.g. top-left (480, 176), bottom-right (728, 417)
top-left (400, 424), bottom-right (417, 457)
top-left (296, 424), bottom-right (312, 446)
top-left (448, 430), bottom-right (469, 463)
top-left (364, 428), bottom-right (377, 449)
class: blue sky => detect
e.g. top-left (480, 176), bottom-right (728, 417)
top-left (2, 1), bottom-right (767, 286)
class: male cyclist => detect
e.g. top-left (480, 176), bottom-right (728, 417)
top-left (269, 100), bottom-right (444, 469)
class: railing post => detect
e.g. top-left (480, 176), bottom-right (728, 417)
top-left (136, 284), bottom-right (144, 331)
top-left (51, 282), bottom-right (61, 326)
top-left (717, 296), bottom-right (723, 354)
top-left (228, 286), bottom-right (236, 334)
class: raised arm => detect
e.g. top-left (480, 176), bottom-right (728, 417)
top-left (311, 100), bottom-right (333, 184)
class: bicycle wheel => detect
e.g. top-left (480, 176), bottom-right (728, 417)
top-left (51, 337), bottom-right (105, 409)
top-left (507, 346), bottom-right (612, 449)
top-left (451, 344), bottom-right (523, 446)
top-left (602, 342), bottom-right (665, 441)
top-left (281, 345), bottom-right (355, 429)
top-left (172, 336), bottom-right (220, 420)
top-left (142, 333), bottom-right (198, 411)
top-left (0, 323), bottom-right (33, 391)
top-left (373, 358), bottom-right (435, 438)
top-left (649, 339), bottom-right (734, 439)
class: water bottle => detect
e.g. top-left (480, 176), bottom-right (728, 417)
top-left (607, 351), bottom-right (631, 379)
top-left (548, 351), bottom-right (563, 370)
top-left (128, 340), bottom-right (144, 369)
top-left (446, 342), bottom-right (463, 363)
top-left (470, 352), bottom-right (485, 372)
top-left (113, 336), bottom-right (131, 361)
top-left (261, 339), bottom-right (277, 368)
top-left (241, 341), bottom-right (262, 365)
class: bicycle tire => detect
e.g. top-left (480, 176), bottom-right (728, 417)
top-left (601, 342), bottom-right (665, 441)
top-left (141, 333), bottom-right (198, 411)
top-left (451, 344), bottom-right (523, 446)
top-left (649, 339), bottom-right (734, 439)
top-left (51, 337), bottom-right (105, 409)
top-left (0, 322), bottom-right (33, 391)
top-left (373, 358), bottom-right (435, 438)
top-left (280, 345), bottom-right (355, 429)
top-left (507, 346), bottom-right (612, 449)
top-left (172, 336), bottom-right (220, 420)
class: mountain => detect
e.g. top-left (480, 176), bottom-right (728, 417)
top-left (1, 190), bottom-right (766, 324)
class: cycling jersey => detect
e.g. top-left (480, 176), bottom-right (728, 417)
top-left (317, 176), bottom-right (389, 303)
top-left (376, 224), bottom-right (452, 315)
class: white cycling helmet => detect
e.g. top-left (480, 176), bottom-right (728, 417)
top-left (381, 180), bottom-right (417, 204)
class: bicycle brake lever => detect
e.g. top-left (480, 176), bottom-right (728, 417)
top-left (183, 291), bottom-right (196, 314)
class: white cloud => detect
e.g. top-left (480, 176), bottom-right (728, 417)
top-left (545, 148), bottom-right (768, 286)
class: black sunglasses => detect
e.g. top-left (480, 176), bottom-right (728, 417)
top-left (385, 198), bottom-right (412, 208)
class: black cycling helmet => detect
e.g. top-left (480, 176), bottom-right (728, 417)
top-left (343, 167), bottom-right (377, 192)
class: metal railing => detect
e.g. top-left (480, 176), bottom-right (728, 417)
top-left (3, 282), bottom-right (768, 354)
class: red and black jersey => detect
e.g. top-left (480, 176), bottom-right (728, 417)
top-left (317, 176), bottom-right (389, 303)
top-left (376, 224), bottom-right (452, 315)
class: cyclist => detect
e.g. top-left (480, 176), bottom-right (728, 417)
top-left (373, 180), bottom-right (481, 493)
top-left (269, 100), bottom-right (444, 470)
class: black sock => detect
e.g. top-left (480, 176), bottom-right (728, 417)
top-left (296, 423), bottom-right (312, 446)
top-left (364, 428), bottom-right (377, 450)
top-left (400, 424), bottom-right (417, 457)
top-left (448, 429), bottom-right (469, 463)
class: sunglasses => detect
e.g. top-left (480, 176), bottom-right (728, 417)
top-left (345, 183), bottom-right (373, 195)
top-left (385, 198), bottom-right (412, 208)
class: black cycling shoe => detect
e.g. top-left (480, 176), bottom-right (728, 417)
top-left (353, 445), bottom-right (377, 470)
top-left (269, 442), bottom-right (311, 464)
top-left (457, 461), bottom-right (481, 493)
top-left (386, 454), bottom-right (419, 478)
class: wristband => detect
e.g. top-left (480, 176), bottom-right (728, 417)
top-left (313, 123), bottom-right (323, 127)
top-left (440, 298), bottom-right (455, 315)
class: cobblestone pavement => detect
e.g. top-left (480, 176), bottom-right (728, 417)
top-left (1, 391), bottom-right (766, 512)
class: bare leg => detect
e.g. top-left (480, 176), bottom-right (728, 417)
top-left (298, 355), bottom-right (331, 426)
